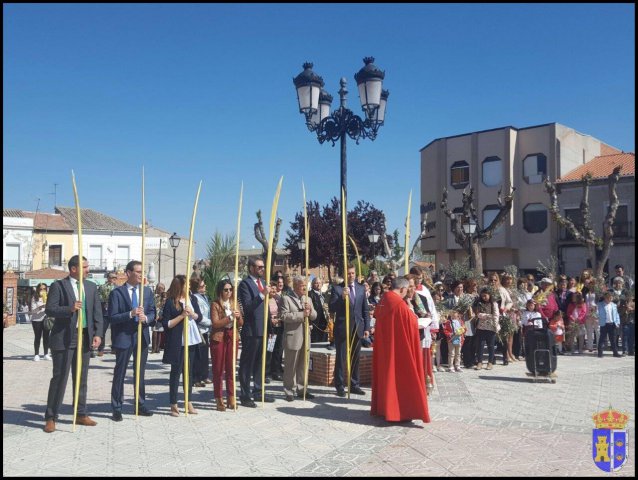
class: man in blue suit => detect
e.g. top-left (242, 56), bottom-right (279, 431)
top-left (238, 257), bottom-right (274, 407)
top-left (330, 265), bottom-right (371, 397)
top-left (108, 260), bottom-right (156, 421)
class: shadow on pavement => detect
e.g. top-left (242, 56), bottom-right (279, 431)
top-left (477, 375), bottom-right (537, 383)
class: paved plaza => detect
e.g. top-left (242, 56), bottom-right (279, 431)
top-left (3, 323), bottom-right (635, 477)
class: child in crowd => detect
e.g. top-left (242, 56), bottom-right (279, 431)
top-left (443, 310), bottom-right (466, 372)
top-left (521, 300), bottom-right (543, 331)
top-left (548, 310), bottom-right (565, 355)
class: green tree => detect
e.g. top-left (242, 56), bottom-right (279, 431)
top-left (201, 232), bottom-right (236, 299)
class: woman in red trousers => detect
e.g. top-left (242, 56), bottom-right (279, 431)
top-left (210, 279), bottom-right (243, 411)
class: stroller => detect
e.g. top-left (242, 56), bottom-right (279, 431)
top-left (524, 318), bottom-right (558, 383)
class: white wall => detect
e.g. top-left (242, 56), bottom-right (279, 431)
top-left (72, 232), bottom-right (143, 270)
top-left (3, 216), bottom-right (34, 270)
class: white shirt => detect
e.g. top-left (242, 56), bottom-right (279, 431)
top-left (605, 302), bottom-right (614, 324)
top-left (416, 284), bottom-right (440, 326)
top-left (250, 275), bottom-right (265, 300)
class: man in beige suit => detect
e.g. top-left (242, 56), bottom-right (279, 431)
top-left (280, 275), bottom-right (317, 402)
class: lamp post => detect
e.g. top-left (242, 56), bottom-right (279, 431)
top-left (169, 232), bottom-right (181, 278)
top-left (294, 58), bottom-right (388, 272)
top-left (297, 239), bottom-right (306, 275)
top-left (462, 219), bottom-right (477, 270)
top-left (368, 230), bottom-right (380, 272)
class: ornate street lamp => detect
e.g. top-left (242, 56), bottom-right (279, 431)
top-left (462, 219), bottom-right (477, 270)
top-left (368, 230), bottom-right (380, 271)
top-left (169, 232), bottom-right (181, 278)
top-left (294, 58), bottom-right (388, 262)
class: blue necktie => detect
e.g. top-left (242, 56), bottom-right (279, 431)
top-left (132, 286), bottom-right (138, 322)
top-left (349, 284), bottom-right (355, 302)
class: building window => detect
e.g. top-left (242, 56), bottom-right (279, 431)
top-left (608, 205), bottom-right (630, 238)
top-left (523, 153), bottom-right (547, 184)
top-left (450, 161), bottom-right (470, 189)
top-left (482, 156), bottom-right (502, 187)
top-left (523, 203), bottom-right (548, 233)
top-left (89, 245), bottom-right (103, 270)
top-left (274, 255), bottom-right (284, 267)
top-left (482, 204), bottom-right (503, 234)
top-left (116, 246), bottom-right (130, 269)
top-left (5, 244), bottom-right (20, 270)
top-left (49, 245), bottom-right (62, 267)
top-left (563, 208), bottom-right (583, 240)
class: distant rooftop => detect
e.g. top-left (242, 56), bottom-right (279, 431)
top-left (55, 207), bottom-right (141, 233)
top-left (557, 152), bottom-right (635, 183)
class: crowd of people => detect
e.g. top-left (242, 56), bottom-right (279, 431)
top-left (32, 254), bottom-right (634, 432)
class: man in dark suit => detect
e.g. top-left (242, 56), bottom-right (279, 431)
top-left (43, 255), bottom-right (103, 433)
top-left (309, 277), bottom-right (329, 344)
top-left (238, 257), bottom-right (274, 407)
top-left (330, 265), bottom-right (371, 397)
top-left (108, 260), bottom-right (156, 421)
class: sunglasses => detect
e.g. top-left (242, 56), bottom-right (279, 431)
top-left (223, 288), bottom-right (233, 292)
top-left (256, 265), bottom-right (265, 269)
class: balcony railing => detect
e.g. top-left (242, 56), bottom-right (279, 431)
top-left (560, 221), bottom-right (634, 241)
top-left (3, 261), bottom-right (32, 272)
top-left (612, 221), bottom-right (634, 239)
top-left (88, 259), bottom-right (108, 271)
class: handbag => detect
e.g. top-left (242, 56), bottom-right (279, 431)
top-left (44, 316), bottom-right (55, 331)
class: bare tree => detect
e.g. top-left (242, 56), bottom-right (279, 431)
top-left (254, 210), bottom-right (282, 270)
top-left (376, 213), bottom-right (431, 274)
top-left (440, 185), bottom-right (516, 274)
top-left (544, 166), bottom-right (622, 281)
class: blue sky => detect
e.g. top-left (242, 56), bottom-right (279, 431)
top-left (3, 3), bottom-right (635, 258)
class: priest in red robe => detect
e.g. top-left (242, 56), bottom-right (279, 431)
top-left (371, 277), bottom-right (430, 423)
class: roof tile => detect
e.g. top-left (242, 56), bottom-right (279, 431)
top-left (558, 153), bottom-right (635, 183)
top-left (55, 207), bottom-right (141, 233)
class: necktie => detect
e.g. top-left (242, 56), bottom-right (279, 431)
top-left (257, 278), bottom-right (264, 294)
top-left (131, 286), bottom-right (138, 322)
top-left (349, 284), bottom-right (355, 302)
top-left (76, 280), bottom-right (87, 328)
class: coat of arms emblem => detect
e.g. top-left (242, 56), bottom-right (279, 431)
top-left (592, 408), bottom-right (629, 472)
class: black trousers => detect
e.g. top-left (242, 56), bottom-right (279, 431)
top-left (32, 321), bottom-right (50, 356)
top-left (238, 334), bottom-right (264, 400)
top-left (169, 346), bottom-right (196, 405)
top-left (333, 328), bottom-right (361, 390)
top-left (476, 330), bottom-right (497, 364)
top-left (461, 335), bottom-right (476, 367)
top-left (45, 330), bottom-right (90, 420)
top-left (267, 326), bottom-right (284, 376)
top-left (193, 333), bottom-right (210, 383)
top-left (97, 316), bottom-right (110, 352)
top-left (111, 342), bottom-right (149, 412)
top-left (598, 323), bottom-right (619, 356)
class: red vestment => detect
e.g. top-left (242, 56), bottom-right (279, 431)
top-left (371, 290), bottom-right (431, 422)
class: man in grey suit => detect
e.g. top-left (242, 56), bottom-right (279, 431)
top-left (43, 255), bottom-right (103, 433)
top-left (280, 275), bottom-right (317, 401)
top-left (330, 265), bottom-right (371, 397)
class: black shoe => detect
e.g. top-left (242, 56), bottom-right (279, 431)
top-left (297, 391), bottom-right (315, 399)
top-left (597, 354), bottom-right (603, 358)
top-left (336, 389), bottom-right (346, 397)
top-left (285, 394), bottom-right (294, 402)
top-left (112, 411), bottom-right (123, 422)
top-left (503, 361), bottom-right (509, 366)
top-left (138, 406), bottom-right (153, 417)
top-left (253, 394), bottom-right (275, 403)
top-left (264, 377), bottom-right (272, 384)
top-left (240, 398), bottom-right (257, 408)
top-left (90, 351), bottom-right (97, 358)
top-left (327, 344), bottom-right (335, 351)
top-left (613, 353), bottom-right (622, 358)
top-left (271, 373), bottom-right (283, 381)
top-left (350, 387), bottom-right (366, 395)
